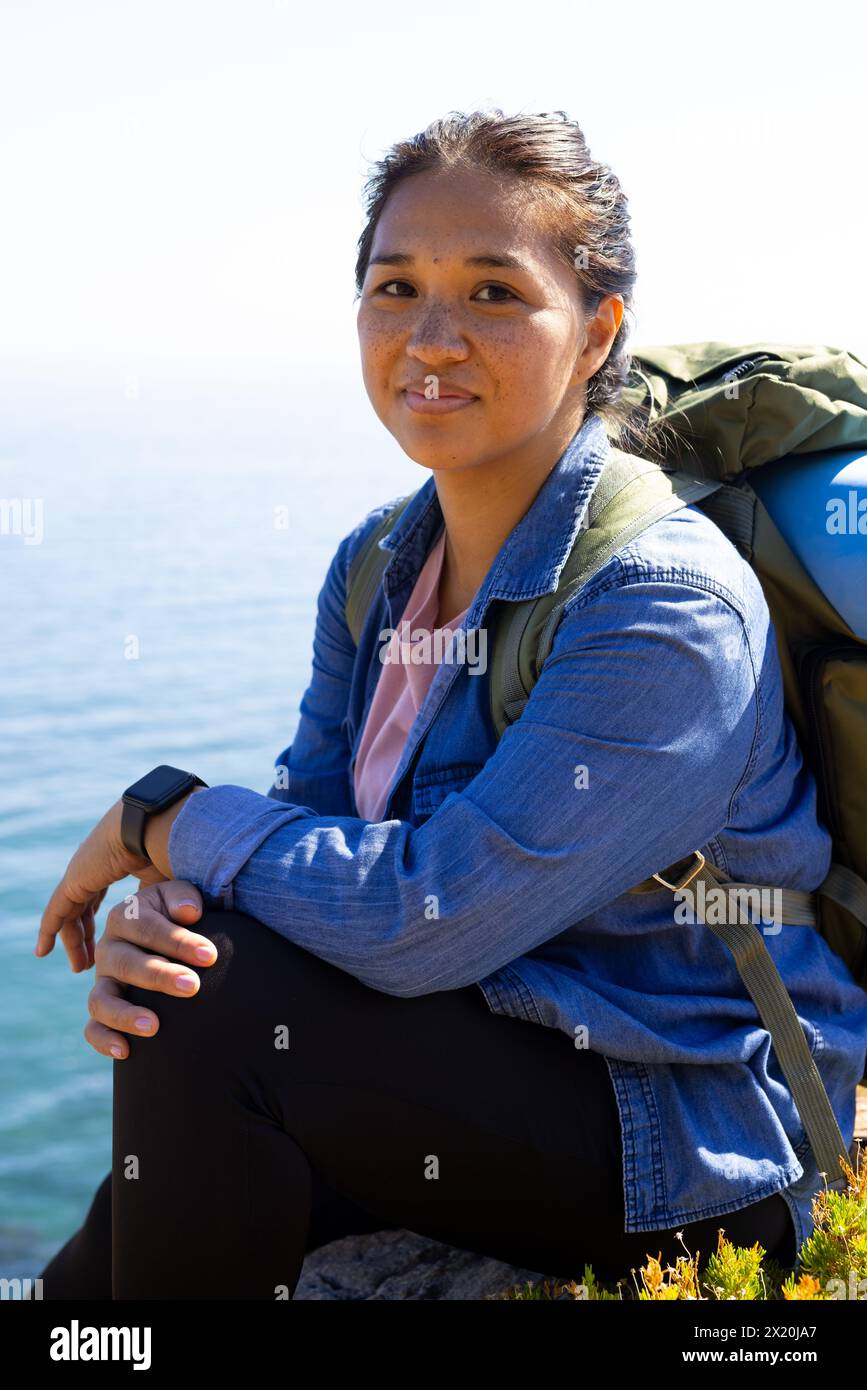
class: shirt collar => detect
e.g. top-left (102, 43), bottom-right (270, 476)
top-left (376, 411), bottom-right (611, 613)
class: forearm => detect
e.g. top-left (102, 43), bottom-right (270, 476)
top-left (166, 782), bottom-right (538, 995)
top-left (163, 757), bottom-right (728, 1000)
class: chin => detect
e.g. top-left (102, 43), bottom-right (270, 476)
top-left (403, 446), bottom-right (488, 476)
top-left (385, 415), bottom-right (486, 471)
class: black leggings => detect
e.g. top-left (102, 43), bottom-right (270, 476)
top-left (38, 907), bottom-right (797, 1299)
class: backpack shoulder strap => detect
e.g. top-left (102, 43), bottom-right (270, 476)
top-left (686, 862), bottom-right (854, 1189)
top-left (489, 448), bottom-right (721, 737)
top-left (344, 491), bottom-right (420, 647)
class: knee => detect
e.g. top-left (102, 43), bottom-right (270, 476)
top-left (191, 907), bottom-right (317, 994)
top-left (121, 908), bottom-right (253, 1031)
top-left (122, 907), bottom-right (321, 1039)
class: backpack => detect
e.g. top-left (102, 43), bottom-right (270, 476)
top-left (345, 343), bottom-right (867, 1189)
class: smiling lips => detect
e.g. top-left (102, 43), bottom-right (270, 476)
top-left (402, 381), bottom-right (479, 415)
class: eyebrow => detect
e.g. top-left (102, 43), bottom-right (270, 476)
top-left (368, 252), bottom-right (530, 272)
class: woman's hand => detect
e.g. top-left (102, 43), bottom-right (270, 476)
top-left (84, 879), bottom-right (218, 1060)
top-left (34, 798), bottom-right (153, 972)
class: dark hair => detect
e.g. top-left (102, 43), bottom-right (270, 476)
top-left (354, 107), bottom-right (674, 461)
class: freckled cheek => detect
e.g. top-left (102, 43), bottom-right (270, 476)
top-left (358, 327), bottom-right (403, 399)
top-left (478, 322), bottom-right (569, 404)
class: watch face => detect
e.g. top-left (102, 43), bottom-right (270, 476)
top-left (124, 765), bottom-right (194, 810)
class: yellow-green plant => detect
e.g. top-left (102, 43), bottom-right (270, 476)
top-left (782, 1146), bottom-right (866, 1301)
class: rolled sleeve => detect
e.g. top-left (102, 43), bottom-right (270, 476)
top-left (168, 787), bottom-right (319, 912)
top-left (166, 566), bottom-right (762, 998)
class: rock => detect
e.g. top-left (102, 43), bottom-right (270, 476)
top-left (293, 1229), bottom-right (544, 1301)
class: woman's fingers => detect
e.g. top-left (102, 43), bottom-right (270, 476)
top-left (69, 888), bottom-right (107, 972)
top-left (37, 879), bottom-right (112, 971)
top-left (102, 880), bottom-right (216, 974)
top-left (82, 881), bottom-right (213, 1058)
top-left (154, 878), bottom-right (208, 938)
top-left (37, 885), bottom-right (94, 970)
top-left (95, 936), bottom-right (205, 997)
top-left (80, 903), bottom-right (97, 968)
top-left (84, 1019), bottom-right (130, 1060)
top-left (85, 976), bottom-right (160, 1059)
top-left (35, 808), bottom-right (140, 968)
top-left (61, 915), bottom-right (98, 974)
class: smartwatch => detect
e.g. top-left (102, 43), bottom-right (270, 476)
top-left (121, 764), bottom-right (209, 862)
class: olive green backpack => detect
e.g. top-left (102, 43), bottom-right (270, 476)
top-left (345, 344), bottom-right (867, 1189)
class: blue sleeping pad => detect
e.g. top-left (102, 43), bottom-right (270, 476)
top-left (750, 448), bottom-right (867, 640)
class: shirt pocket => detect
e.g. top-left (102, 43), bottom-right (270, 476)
top-left (411, 761), bottom-right (486, 820)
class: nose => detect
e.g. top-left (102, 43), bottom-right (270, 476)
top-left (405, 302), bottom-right (470, 363)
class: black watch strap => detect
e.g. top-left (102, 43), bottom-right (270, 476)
top-left (121, 765), bottom-right (208, 862)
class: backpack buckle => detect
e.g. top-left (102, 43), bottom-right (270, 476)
top-left (653, 849), bottom-right (706, 892)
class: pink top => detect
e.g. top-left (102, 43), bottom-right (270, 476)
top-left (353, 527), bottom-right (470, 821)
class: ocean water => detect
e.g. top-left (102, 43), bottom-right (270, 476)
top-left (0, 364), bottom-right (411, 1279)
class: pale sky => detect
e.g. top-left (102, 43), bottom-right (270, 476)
top-left (1, 0), bottom-right (865, 379)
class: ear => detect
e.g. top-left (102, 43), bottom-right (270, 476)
top-left (573, 293), bottom-right (624, 384)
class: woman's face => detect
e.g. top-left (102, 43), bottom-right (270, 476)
top-left (356, 163), bottom-right (622, 475)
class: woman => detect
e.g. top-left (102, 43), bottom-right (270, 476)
top-left (34, 109), bottom-right (867, 1299)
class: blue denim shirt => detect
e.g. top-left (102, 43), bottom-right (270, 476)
top-left (169, 410), bottom-right (867, 1251)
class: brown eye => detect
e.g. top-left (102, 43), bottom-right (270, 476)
top-left (474, 284), bottom-right (518, 303)
top-left (377, 281), bottom-right (415, 297)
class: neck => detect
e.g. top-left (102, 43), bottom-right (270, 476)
top-left (433, 412), bottom-right (586, 627)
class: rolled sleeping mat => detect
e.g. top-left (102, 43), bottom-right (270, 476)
top-left (750, 448), bottom-right (867, 641)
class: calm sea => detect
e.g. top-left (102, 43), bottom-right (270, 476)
top-left (0, 363), bottom-right (411, 1278)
